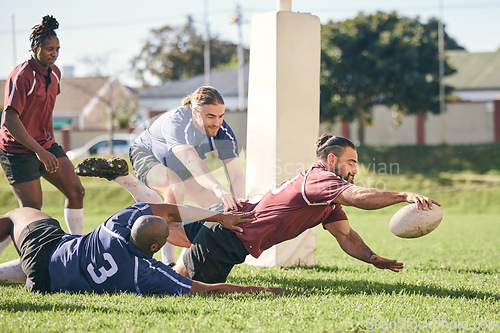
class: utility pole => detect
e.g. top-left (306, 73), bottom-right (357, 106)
top-left (204, 0), bottom-right (211, 86)
top-left (12, 14), bottom-right (17, 67)
top-left (230, 5), bottom-right (245, 111)
top-left (438, 0), bottom-right (446, 142)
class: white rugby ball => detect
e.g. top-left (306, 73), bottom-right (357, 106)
top-left (389, 204), bottom-right (443, 238)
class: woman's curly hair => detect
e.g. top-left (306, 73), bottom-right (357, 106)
top-left (30, 15), bottom-right (59, 51)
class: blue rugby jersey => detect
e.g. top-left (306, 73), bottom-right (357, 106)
top-left (132, 106), bottom-right (239, 173)
top-left (48, 203), bottom-right (192, 295)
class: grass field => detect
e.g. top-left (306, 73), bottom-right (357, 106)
top-left (0, 156), bottom-right (499, 332)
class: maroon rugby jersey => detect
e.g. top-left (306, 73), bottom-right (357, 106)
top-left (236, 163), bottom-right (353, 258)
top-left (1, 57), bottom-right (60, 153)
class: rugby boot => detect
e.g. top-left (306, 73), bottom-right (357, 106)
top-left (75, 157), bottom-right (128, 181)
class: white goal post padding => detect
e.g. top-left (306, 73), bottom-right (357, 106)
top-left (245, 9), bottom-right (321, 268)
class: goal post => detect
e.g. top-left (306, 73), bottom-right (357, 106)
top-left (245, 5), bottom-right (321, 267)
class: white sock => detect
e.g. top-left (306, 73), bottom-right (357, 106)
top-left (64, 208), bottom-right (84, 235)
top-left (114, 174), bottom-right (163, 204)
top-left (176, 247), bottom-right (188, 266)
top-left (161, 242), bottom-right (177, 265)
top-left (0, 237), bottom-right (12, 255)
top-left (0, 258), bottom-right (26, 283)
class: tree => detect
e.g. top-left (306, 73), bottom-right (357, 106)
top-left (320, 11), bottom-right (463, 143)
top-left (95, 79), bottom-right (137, 154)
top-left (384, 18), bottom-right (461, 118)
top-left (80, 54), bottom-right (111, 76)
top-left (131, 16), bottom-right (247, 87)
top-left (76, 54), bottom-right (137, 150)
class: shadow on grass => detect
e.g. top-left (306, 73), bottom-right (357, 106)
top-left (1, 298), bottom-right (96, 313)
top-left (0, 284), bottom-right (207, 314)
top-left (230, 264), bottom-right (500, 301)
top-left (0, 282), bottom-right (283, 314)
top-left (425, 266), bottom-right (500, 275)
top-left (285, 264), bottom-right (499, 276)
top-left (236, 276), bottom-right (499, 300)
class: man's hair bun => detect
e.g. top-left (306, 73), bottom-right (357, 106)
top-left (316, 134), bottom-right (333, 148)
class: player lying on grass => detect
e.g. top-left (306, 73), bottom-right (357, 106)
top-left (76, 134), bottom-right (441, 284)
top-left (0, 203), bottom-right (284, 295)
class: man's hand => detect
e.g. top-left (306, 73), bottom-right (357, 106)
top-left (405, 193), bottom-right (441, 211)
top-left (190, 281), bottom-right (288, 295)
top-left (257, 286), bottom-right (287, 295)
top-left (369, 254), bottom-right (404, 272)
top-left (37, 150), bottom-right (59, 173)
top-left (214, 188), bottom-right (242, 211)
top-left (216, 210), bottom-right (256, 232)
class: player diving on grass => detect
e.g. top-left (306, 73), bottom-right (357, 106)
top-left (0, 184), bottom-right (284, 295)
top-left (74, 134), bottom-right (440, 284)
top-left (0, 134), bottom-right (440, 288)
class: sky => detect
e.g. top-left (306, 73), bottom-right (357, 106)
top-left (1, 0), bottom-right (499, 86)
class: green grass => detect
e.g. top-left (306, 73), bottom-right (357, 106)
top-left (0, 155), bottom-right (499, 332)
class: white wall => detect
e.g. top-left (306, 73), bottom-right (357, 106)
top-left (322, 102), bottom-right (495, 145)
top-left (427, 103), bottom-right (494, 144)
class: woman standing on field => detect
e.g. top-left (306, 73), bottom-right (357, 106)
top-left (0, 15), bottom-right (85, 243)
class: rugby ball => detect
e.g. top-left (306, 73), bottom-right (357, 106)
top-left (389, 204), bottom-right (443, 238)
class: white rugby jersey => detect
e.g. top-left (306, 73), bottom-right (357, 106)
top-left (132, 106), bottom-right (239, 174)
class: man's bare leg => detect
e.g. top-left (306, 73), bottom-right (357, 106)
top-left (0, 217), bottom-right (25, 283)
top-left (173, 249), bottom-right (191, 279)
top-left (0, 259), bottom-right (25, 283)
top-left (0, 238), bottom-right (12, 255)
top-left (0, 208), bottom-right (52, 283)
top-left (76, 158), bottom-right (180, 265)
top-left (113, 174), bottom-right (177, 265)
top-left (113, 174), bottom-right (163, 204)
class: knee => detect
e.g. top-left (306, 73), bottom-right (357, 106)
top-left (66, 183), bottom-right (85, 203)
top-left (173, 262), bottom-right (190, 279)
top-left (151, 179), bottom-right (186, 204)
top-left (166, 182), bottom-right (186, 203)
top-left (154, 182), bottom-right (185, 205)
top-left (19, 199), bottom-right (43, 210)
top-left (0, 217), bottom-right (12, 242)
top-left (169, 181), bottom-right (185, 194)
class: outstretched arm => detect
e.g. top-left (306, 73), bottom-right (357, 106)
top-left (148, 203), bottom-right (255, 247)
top-left (189, 280), bottom-right (285, 295)
top-left (148, 203), bottom-right (254, 231)
top-left (325, 220), bottom-right (403, 272)
top-left (336, 186), bottom-right (440, 210)
top-left (222, 157), bottom-right (246, 201)
top-left (172, 145), bottom-right (241, 210)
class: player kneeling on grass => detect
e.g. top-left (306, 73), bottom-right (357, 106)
top-left (0, 203), bottom-right (284, 295)
top-left (75, 134), bottom-right (441, 284)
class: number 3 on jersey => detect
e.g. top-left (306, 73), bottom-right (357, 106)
top-left (87, 253), bottom-right (118, 284)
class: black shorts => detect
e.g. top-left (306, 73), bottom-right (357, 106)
top-left (182, 221), bottom-right (249, 283)
top-left (17, 218), bottom-right (66, 293)
top-left (129, 146), bottom-right (192, 184)
top-left (0, 143), bottom-right (67, 185)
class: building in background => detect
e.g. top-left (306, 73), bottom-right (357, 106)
top-left (3, 51), bottom-right (498, 149)
top-left (326, 50), bottom-right (500, 145)
top-left (1, 74), bottom-right (137, 150)
top-left (137, 51), bottom-right (500, 147)
top-left (1, 76), bottom-right (136, 131)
